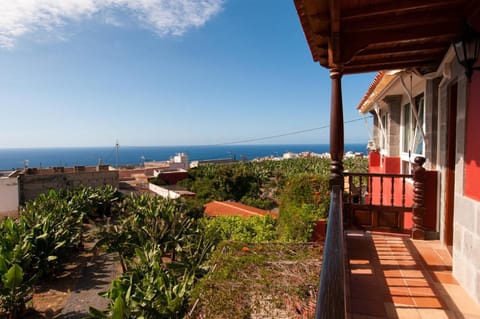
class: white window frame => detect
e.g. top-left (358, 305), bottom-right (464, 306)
top-left (379, 112), bottom-right (389, 154)
top-left (400, 93), bottom-right (425, 174)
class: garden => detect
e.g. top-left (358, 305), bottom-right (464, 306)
top-left (0, 157), bottom-right (367, 318)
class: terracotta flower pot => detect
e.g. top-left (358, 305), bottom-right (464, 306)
top-left (311, 218), bottom-right (327, 242)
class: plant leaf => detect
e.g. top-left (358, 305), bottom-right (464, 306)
top-left (88, 306), bottom-right (108, 318)
top-left (112, 296), bottom-right (126, 319)
top-left (3, 264), bottom-right (23, 289)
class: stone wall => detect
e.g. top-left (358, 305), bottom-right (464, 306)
top-left (18, 168), bottom-right (119, 204)
top-left (446, 59), bottom-right (480, 303)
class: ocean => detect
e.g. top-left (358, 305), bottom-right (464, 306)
top-left (0, 144), bottom-right (367, 170)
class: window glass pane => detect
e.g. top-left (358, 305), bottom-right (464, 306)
top-left (413, 95), bottom-right (424, 155)
top-left (403, 104), bottom-right (411, 152)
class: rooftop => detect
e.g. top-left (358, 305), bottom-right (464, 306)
top-left (204, 201), bottom-right (277, 218)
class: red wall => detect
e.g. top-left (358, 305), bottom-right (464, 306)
top-left (369, 151), bottom-right (381, 167)
top-left (383, 157), bottom-right (401, 174)
top-left (368, 152), bottom-right (400, 174)
top-left (464, 51), bottom-right (480, 201)
top-left (157, 171), bottom-right (189, 185)
top-left (367, 152), bottom-right (437, 231)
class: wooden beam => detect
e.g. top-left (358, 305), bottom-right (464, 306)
top-left (328, 0), bottom-right (341, 66)
top-left (341, 23), bottom-right (459, 64)
top-left (343, 12), bottom-right (463, 34)
top-left (349, 48), bottom-right (446, 64)
top-left (342, 60), bottom-right (439, 74)
top-left (342, 0), bottom-right (462, 22)
top-left (359, 39), bottom-right (452, 56)
top-left (467, 0), bottom-right (480, 17)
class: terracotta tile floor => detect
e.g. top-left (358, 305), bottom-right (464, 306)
top-left (346, 231), bottom-right (480, 319)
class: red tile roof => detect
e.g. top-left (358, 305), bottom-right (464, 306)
top-left (204, 201), bottom-right (277, 218)
top-left (356, 71), bottom-right (384, 110)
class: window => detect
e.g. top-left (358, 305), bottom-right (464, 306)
top-left (402, 103), bottom-right (411, 153)
top-left (412, 95), bottom-right (424, 155)
top-left (401, 94), bottom-right (425, 173)
top-left (380, 112), bottom-right (388, 150)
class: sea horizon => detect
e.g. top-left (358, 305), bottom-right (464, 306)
top-left (0, 143), bottom-right (368, 170)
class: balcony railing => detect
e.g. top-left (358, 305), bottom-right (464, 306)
top-left (344, 172), bottom-right (413, 208)
top-left (343, 157), bottom-right (426, 237)
top-left (343, 171), bottom-right (413, 233)
top-left (314, 158), bottom-right (427, 318)
top-left (315, 185), bottom-right (346, 319)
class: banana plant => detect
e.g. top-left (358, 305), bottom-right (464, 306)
top-left (89, 244), bottom-right (196, 319)
top-left (0, 214), bottom-right (36, 317)
top-left (0, 263), bottom-right (33, 319)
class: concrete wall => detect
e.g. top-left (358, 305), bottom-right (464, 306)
top-left (433, 48), bottom-right (480, 303)
top-left (18, 167), bottom-right (119, 203)
top-left (364, 49), bottom-right (480, 303)
top-left (148, 183), bottom-right (180, 199)
top-left (384, 95), bottom-right (402, 157)
top-left (0, 177), bottom-right (19, 217)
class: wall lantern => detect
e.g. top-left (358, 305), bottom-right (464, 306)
top-left (453, 23), bottom-right (480, 81)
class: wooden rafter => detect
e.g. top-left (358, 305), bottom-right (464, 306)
top-left (341, 0), bottom-right (461, 22)
top-left (294, 0), bottom-right (479, 74)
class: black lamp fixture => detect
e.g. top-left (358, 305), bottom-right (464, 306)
top-left (453, 23), bottom-right (480, 81)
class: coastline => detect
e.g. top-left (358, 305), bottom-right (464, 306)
top-left (0, 143), bottom-right (368, 170)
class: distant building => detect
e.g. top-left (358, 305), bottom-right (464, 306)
top-left (282, 152), bottom-right (299, 159)
top-left (120, 154), bottom-right (190, 193)
top-left (153, 168), bottom-right (189, 185)
top-left (204, 201), bottom-right (278, 218)
top-left (169, 153), bottom-right (189, 170)
top-left (18, 165), bottom-right (118, 204)
top-left (0, 171), bottom-right (19, 217)
top-left (148, 183), bottom-right (195, 199)
top-left (143, 161), bottom-right (170, 169)
top-left (190, 158), bottom-right (237, 168)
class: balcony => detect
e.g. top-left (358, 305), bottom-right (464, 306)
top-left (315, 170), bottom-right (480, 319)
top-left (346, 231), bottom-right (480, 318)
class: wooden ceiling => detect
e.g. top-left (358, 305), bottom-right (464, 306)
top-left (294, 0), bottom-right (480, 74)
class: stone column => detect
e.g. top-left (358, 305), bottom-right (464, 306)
top-left (330, 68), bottom-right (344, 188)
top-left (382, 95), bottom-right (402, 157)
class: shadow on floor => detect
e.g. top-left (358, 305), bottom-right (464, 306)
top-left (346, 231), bottom-right (478, 319)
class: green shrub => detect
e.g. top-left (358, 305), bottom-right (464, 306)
top-left (278, 174), bottom-right (329, 242)
top-left (203, 215), bottom-right (278, 243)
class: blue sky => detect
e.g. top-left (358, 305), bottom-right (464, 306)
top-left (0, 0), bottom-right (375, 148)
